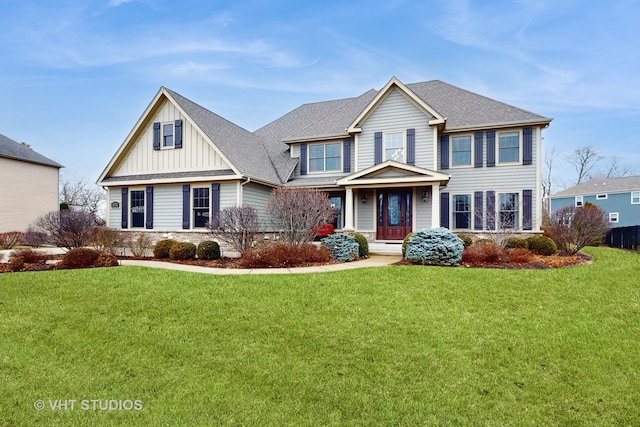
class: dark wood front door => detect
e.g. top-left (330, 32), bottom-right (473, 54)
top-left (377, 189), bottom-right (412, 240)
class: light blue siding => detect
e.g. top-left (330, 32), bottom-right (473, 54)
top-left (242, 182), bottom-right (273, 229)
top-left (108, 188), bottom-right (121, 228)
top-left (414, 186), bottom-right (433, 230)
top-left (551, 192), bottom-right (640, 227)
top-left (356, 190), bottom-right (374, 231)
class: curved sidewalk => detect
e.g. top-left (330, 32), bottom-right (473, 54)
top-left (120, 254), bottom-right (402, 275)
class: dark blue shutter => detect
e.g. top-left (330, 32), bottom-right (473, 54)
top-left (440, 135), bottom-right (449, 170)
top-left (343, 139), bottom-right (351, 173)
top-left (523, 189), bottom-right (533, 230)
top-left (300, 143), bottom-right (307, 175)
top-left (211, 183), bottom-right (220, 229)
top-left (182, 184), bottom-right (190, 229)
top-left (486, 131), bottom-right (496, 167)
top-left (406, 128), bottom-right (415, 166)
top-left (174, 119), bottom-right (183, 149)
top-left (440, 192), bottom-right (450, 228)
top-left (474, 131), bottom-right (484, 168)
top-left (145, 186), bottom-right (153, 229)
top-left (474, 191), bottom-right (483, 230)
top-left (374, 132), bottom-right (383, 164)
top-left (487, 191), bottom-right (495, 229)
top-left (523, 127), bottom-right (532, 165)
top-left (121, 187), bottom-right (128, 229)
top-left (153, 122), bottom-right (160, 150)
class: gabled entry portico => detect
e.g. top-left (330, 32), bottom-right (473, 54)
top-left (337, 161), bottom-right (450, 240)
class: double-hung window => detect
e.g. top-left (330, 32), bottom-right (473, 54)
top-left (384, 132), bottom-right (404, 162)
top-left (193, 188), bottom-right (210, 228)
top-left (609, 212), bottom-right (619, 223)
top-left (452, 135), bottom-right (472, 167)
top-left (309, 143), bottom-right (341, 172)
top-left (453, 194), bottom-right (471, 229)
top-left (163, 123), bottom-right (174, 148)
top-left (632, 191), bottom-right (640, 204)
top-left (498, 131), bottom-right (519, 163)
top-left (498, 192), bottom-right (519, 229)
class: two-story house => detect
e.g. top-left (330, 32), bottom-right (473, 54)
top-left (550, 176), bottom-right (640, 227)
top-left (0, 133), bottom-right (63, 233)
top-left (98, 77), bottom-right (551, 243)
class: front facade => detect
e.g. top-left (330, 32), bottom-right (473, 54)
top-left (98, 77), bottom-right (551, 242)
top-left (0, 133), bottom-right (62, 233)
top-left (550, 176), bottom-right (640, 227)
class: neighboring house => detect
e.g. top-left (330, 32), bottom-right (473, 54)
top-left (98, 77), bottom-right (551, 242)
top-left (0, 133), bottom-right (63, 233)
top-left (550, 176), bottom-right (640, 227)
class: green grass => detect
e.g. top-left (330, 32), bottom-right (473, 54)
top-left (1, 247), bottom-right (639, 426)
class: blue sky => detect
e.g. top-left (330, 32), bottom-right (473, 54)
top-left (2, 0), bottom-right (639, 192)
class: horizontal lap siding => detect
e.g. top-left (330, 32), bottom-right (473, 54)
top-left (415, 187), bottom-right (433, 230)
top-left (153, 185), bottom-right (182, 230)
top-left (358, 89), bottom-right (434, 170)
top-left (107, 188), bottom-right (122, 228)
top-left (356, 190), bottom-right (374, 231)
top-left (242, 183), bottom-right (273, 229)
top-left (219, 182), bottom-right (238, 210)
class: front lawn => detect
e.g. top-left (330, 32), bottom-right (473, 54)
top-left (0, 247), bottom-right (638, 425)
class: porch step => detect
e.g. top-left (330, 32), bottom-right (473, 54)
top-left (368, 242), bottom-right (402, 256)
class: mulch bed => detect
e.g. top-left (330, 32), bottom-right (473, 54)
top-left (394, 252), bottom-right (593, 269)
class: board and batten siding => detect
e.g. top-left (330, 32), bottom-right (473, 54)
top-left (358, 89), bottom-right (434, 171)
top-left (0, 157), bottom-right (60, 233)
top-left (111, 99), bottom-right (232, 177)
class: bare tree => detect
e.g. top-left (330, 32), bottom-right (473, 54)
top-left (208, 205), bottom-right (261, 254)
top-left (567, 146), bottom-right (603, 184)
top-left (60, 179), bottom-right (106, 219)
top-left (542, 146), bottom-right (557, 218)
top-left (265, 187), bottom-right (336, 245)
top-left (601, 156), bottom-right (638, 178)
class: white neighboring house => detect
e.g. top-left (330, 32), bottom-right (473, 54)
top-left (0, 133), bottom-right (63, 233)
top-left (98, 77), bottom-right (552, 242)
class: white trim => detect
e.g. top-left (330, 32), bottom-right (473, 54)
top-left (383, 130), bottom-right (405, 163)
top-left (596, 194), bottom-right (608, 200)
top-left (450, 192), bottom-right (473, 231)
top-left (450, 133), bottom-right (474, 168)
top-left (192, 185), bottom-right (211, 229)
top-left (337, 160), bottom-right (450, 187)
top-left (632, 191), bottom-right (640, 204)
top-left (609, 212), bottom-right (619, 223)
top-left (307, 141), bottom-right (342, 174)
top-left (575, 195), bottom-right (584, 207)
top-left (495, 190), bottom-right (523, 230)
top-left (496, 129), bottom-right (522, 165)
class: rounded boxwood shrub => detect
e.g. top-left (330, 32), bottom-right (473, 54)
top-left (197, 240), bottom-right (221, 260)
top-left (456, 233), bottom-right (473, 249)
top-left (401, 232), bottom-right (414, 257)
top-left (321, 233), bottom-right (359, 262)
top-left (527, 235), bottom-right (557, 256)
top-left (348, 232), bottom-right (369, 257)
top-left (504, 237), bottom-right (529, 250)
top-left (169, 242), bottom-right (196, 260)
top-left (405, 227), bottom-right (464, 266)
top-left (153, 239), bottom-right (178, 259)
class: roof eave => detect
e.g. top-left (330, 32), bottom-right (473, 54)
top-left (445, 118), bottom-right (553, 133)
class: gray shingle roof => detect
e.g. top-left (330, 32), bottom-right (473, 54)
top-left (552, 176), bottom-right (640, 198)
top-left (165, 88), bottom-right (283, 185)
top-left (0, 133), bottom-right (62, 168)
top-left (102, 169), bottom-right (235, 183)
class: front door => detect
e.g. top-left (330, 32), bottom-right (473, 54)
top-left (377, 189), bottom-right (412, 240)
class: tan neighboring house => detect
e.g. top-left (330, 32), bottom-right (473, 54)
top-left (0, 133), bottom-right (63, 233)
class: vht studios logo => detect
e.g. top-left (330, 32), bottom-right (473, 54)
top-left (34, 399), bottom-right (143, 411)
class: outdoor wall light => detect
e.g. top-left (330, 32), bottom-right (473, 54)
top-left (422, 191), bottom-right (429, 202)
top-left (361, 193), bottom-right (367, 204)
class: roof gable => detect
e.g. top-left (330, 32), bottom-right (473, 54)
top-left (0, 133), bottom-right (62, 168)
top-left (337, 160), bottom-right (450, 186)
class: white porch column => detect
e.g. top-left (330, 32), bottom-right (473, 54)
top-left (344, 187), bottom-right (355, 230)
top-left (431, 183), bottom-right (440, 228)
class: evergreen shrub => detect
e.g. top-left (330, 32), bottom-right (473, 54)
top-left (405, 227), bottom-right (464, 266)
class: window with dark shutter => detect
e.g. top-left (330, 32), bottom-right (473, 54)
top-left (523, 127), bottom-right (532, 165)
top-left (523, 189), bottom-right (532, 230)
top-left (474, 191), bottom-right (483, 230)
top-left (121, 187), bottom-right (128, 228)
top-left (343, 140), bottom-right (351, 173)
top-left (486, 191), bottom-right (496, 229)
top-left (182, 184), bottom-right (190, 229)
top-left (174, 119), bottom-right (183, 149)
top-left (440, 135), bottom-right (449, 170)
top-left (406, 128), bottom-right (415, 166)
top-left (486, 131), bottom-right (495, 167)
top-left (211, 183), bottom-right (220, 229)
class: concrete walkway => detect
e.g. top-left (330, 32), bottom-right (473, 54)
top-left (120, 254), bottom-right (401, 275)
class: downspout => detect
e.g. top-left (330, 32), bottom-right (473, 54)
top-left (239, 177), bottom-right (251, 205)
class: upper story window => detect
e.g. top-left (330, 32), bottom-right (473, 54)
top-left (609, 212), bottom-right (619, 223)
top-left (452, 135), bottom-right (472, 167)
top-left (632, 191), bottom-right (640, 204)
top-left (596, 194), bottom-right (607, 200)
top-left (309, 142), bottom-right (341, 173)
top-left (498, 131), bottom-right (519, 163)
top-left (163, 123), bottom-right (174, 148)
top-left (575, 195), bottom-right (583, 207)
top-left (385, 132), bottom-right (404, 162)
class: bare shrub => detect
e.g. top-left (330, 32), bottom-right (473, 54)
top-left (31, 209), bottom-right (98, 249)
top-left (548, 203), bottom-right (610, 254)
top-left (23, 227), bottom-right (49, 247)
top-left (128, 233), bottom-right (153, 257)
top-left (208, 205), bottom-right (260, 255)
top-left (0, 232), bottom-right (24, 249)
top-left (91, 227), bottom-right (126, 254)
top-left (240, 242), bottom-right (331, 268)
top-left (461, 242), bottom-right (506, 264)
top-left (505, 248), bottom-right (535, 264)
top-left (265, 187), bottom-right (336, 245)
